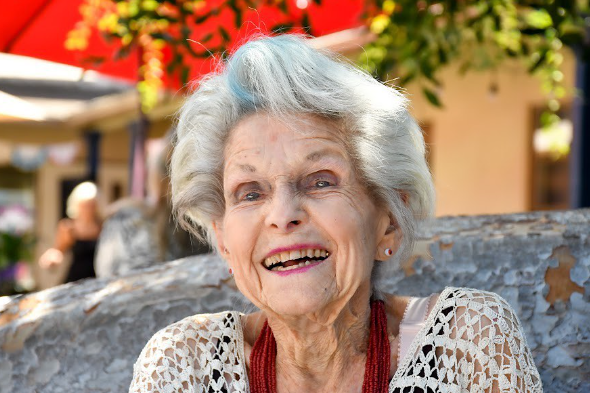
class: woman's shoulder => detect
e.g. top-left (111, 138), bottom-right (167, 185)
top-left (429, 287), bottom-right (535, 364)
top-left (429, 287), bottom-right (521, 327)
top-left (388, 287), bottom-right (512, 325)
top-left (411, 287), bottom-right (543, 391)
top-left (130, 311), bottom-right (246, 392)
top-left (436, 286), bottom-right (516, 313)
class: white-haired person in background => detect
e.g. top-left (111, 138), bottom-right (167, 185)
top-left (129, 35), bottom-right (542, 393)
top-left (39, 181), bottom-right (101, 283)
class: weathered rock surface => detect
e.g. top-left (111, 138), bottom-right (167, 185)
top-left (1, 209), bottom-right (589, 392)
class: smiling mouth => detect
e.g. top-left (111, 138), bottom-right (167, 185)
top-left (263, 249), bottom-right (330, 272)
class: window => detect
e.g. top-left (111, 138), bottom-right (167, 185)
top-left (530, 106), bottom-right (572, 211)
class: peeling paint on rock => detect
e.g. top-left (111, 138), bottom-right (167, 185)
top-left (545, 246), bottom-right (585, 304)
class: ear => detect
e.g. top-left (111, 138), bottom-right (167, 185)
top-left (212, 220), bottom-right (229, 259)
top-left (374, 211), bottom-right (401, 261)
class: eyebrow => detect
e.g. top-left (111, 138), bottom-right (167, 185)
top-left (305, 148), bottom-right (346, 162)
top-left (238, 164), bottom-right (257, 173)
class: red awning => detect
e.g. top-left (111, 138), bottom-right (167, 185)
top-left (0, 0), bottom-right (366, 86)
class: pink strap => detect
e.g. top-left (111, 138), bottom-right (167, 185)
top-left (398, 296), bottom-right (431, 366)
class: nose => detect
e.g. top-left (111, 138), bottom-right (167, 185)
top-left (264, 186), bottom-right (306, 232)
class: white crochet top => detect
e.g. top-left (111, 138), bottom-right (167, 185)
top-left (129, 287), bottom-right (543, 392)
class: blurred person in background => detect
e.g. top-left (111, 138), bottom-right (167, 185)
top-left (38, 181), bottom-right (101, 283)
top-left (94, 133), bottom-right (210, 278)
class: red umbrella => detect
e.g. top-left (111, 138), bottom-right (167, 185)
top-left (0, 0), bottom-right (365, 84)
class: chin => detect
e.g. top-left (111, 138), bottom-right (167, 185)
top-left (263, 282), bottom-right (337, 318)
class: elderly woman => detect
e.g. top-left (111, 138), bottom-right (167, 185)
top-left (130, 35), bottom-right (542, 392)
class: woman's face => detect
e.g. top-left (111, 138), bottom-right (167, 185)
top-left (215, 113), bottom-right (393, 320)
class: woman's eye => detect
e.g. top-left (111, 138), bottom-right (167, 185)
top-left (315, 180), bottom-right (332, 188)
top-left (243, 191), bottom-right (260, 201)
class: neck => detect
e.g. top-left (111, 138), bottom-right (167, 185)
top-left (265, 289), bottom-right (373, 392)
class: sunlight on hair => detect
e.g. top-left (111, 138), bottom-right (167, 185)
top-left (66, 181), bottom-right (97, 219)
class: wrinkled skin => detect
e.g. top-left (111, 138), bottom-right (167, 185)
top-left (213, 113), bottom-right (404, 392)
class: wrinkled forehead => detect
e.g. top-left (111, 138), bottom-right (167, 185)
top-left (224, 112), bottom-right (350, 157)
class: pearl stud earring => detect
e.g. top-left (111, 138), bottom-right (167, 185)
top-left (384, 248), bottom-right (393, 256)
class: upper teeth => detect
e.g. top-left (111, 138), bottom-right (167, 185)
top-left (264, 249), bottom-right (329, 268)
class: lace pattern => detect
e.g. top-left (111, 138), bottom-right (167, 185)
top-left (129, 287), bottom-right (542, 392)
top-left (130, 311), bottom-right (248, 393)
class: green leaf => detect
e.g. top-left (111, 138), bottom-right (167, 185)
top-left (150, 32), bottom-right (173, 42)
top-left (271, 24), bottom-right (293, 34)
top-left (528, 50), bottom-right (547, 73)
top-left (520, 28), bottom-right (546, 36)
top-left (278, 1), bottom-right (288, 14)
top-left (181, 66), bottom-right (190, 85)
top-left (200, 33), bottom-right (214, 44)
top-left (171, 52), bottom-right (183, 68)
top-left (398, 71), bottom-right (416, 86)
top-left (227, 1), bottom-right (243, 27)
top-left (559, 30), bottom-right (584, 47)
top-left (492, 14), bottom-right (501, 31)
top-left (218, 26), bottom-right (231, 42)
top-left (526, 9), bottom-right (553, 29)
top-left (114, 47), bottom-right (132, 60)
top-left (194, 11), bottom-right (213, 24)
top-left (83, 55), bottom-right (107, 65)
top-left (166, 62), bottom-right (175, 74)
top-left (301, 12), bottom-right (311, 33)
top-left (234, 9), bottom-right (243, 27)
top-left (505, 48), bottom-right (518, 57)
top-left (475, 28), bottom-right (484, 43)
top-left (437, 46), bottom-right (448, 65)
top-left (420, 59), bottom-right (441, 86)
top-left (423, 87), bottom-right (442, 108)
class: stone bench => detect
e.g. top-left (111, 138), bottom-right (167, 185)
top-left (1, 209), bottom-right (588, 392)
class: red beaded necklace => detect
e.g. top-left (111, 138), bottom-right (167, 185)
top-left (249, 300), bottom-right (390, 393)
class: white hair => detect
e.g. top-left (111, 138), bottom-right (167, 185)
top-left (171, 35), bottom-right (435, 286)
top-left (66, 181), bottom-right (98, 219)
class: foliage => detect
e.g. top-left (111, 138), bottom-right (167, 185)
top-left (362, 0), bottom-right (590, 114)
top-left (66, 0), bottom-right (319, 112)
top-left (0, 233), bottom-right (33, 269)
top-left (67, 0), bottom-right (590, 134)
top-left (0, 205), bottom-right (34, 269)
top-left (0, 206), bottom-right (35, 295)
